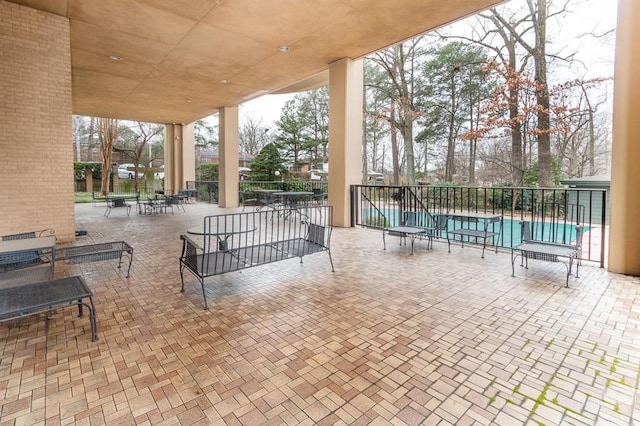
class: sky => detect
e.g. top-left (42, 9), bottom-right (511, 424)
top-left (235, 0), bottom-right (617, 128)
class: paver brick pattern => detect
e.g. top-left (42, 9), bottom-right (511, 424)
top-left (0, 203), bottom-right (638, 425)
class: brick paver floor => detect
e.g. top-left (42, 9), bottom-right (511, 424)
top-left (0, 202), bottom-right (638, 425)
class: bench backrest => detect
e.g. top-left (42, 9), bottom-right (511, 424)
top-left (199, 206), bottom-right (331, 250)
top-left (521, 220), bottom-right (583, 249)
top-left (1, 229), bottom-right (55, 241)
top-left (403, 211), bottom-right (451, 231)
top-left (179, 206), bottom-right (332, 276)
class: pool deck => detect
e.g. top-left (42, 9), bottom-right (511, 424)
top-left (0, 202), bottom-right (637, 425)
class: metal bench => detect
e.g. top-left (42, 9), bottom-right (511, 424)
top-left (56, 241), bottom-right (134, 277)
top-left (511, 222), bottom-right (583, 287)
top-left (0, 275), bottom-right (98, 341)
top-left (383, 211), bottom-right (450, 254)
top-left (179, 205), bottom-right (334, 309)
top-left (448, 213), bottom-right (503, 258)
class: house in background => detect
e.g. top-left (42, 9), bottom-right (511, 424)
top-left (196, 148), bottom-right (253, 168)
top-left (560, 174), bottom-right (611, 226)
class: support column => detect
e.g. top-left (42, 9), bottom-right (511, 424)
top-left (219, 107), bottom-right (240, 208)
top-left (609, 0), bottom-right (640, 275)
top-left (164, 123), bottom-right (195, 194)
top-left (164, 124), bottom-right (179, 194)
top-left (182, 122), bottom-right (196, 186)
top-left (328, 58), bottom-right (364, 227)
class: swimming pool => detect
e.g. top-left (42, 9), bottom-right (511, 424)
top-left (361, 208), bottom-right (586, 248)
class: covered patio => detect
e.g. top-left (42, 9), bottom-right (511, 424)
top-left (1, 203), bottom-right (638, 424)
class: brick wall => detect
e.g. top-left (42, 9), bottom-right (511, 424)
top-left (0, 1), bottom-right (75, 242)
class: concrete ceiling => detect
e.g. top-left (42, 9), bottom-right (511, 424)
top-left (8, 0), bottom-right (504, 124)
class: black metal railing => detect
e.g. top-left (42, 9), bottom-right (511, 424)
top-left (91, 180), bottom-right (157, 198)
top-left (351, 184), bottom-right (608, 266)
top-left (185, 181), bottom-right (330, 204)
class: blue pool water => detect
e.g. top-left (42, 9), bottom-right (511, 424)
top-left (362, 208), bottom-right (586, 247)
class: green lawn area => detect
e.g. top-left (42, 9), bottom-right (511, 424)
top-left (74, 192), bottom-right (95, 203)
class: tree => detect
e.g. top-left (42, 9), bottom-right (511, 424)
top-left (97, 118), bottom-right (117, 196)
top-left (239, 112), bottom-right (271, 156)
top-left (273, 89), bottom-right (329, 171)
top-left (367, 39), bottom-right (425, 184)
top-left (249, 143), bottom-right (286, 181)
top-left (196, 163), bottom-right (218, 181)
top-left (421, 41), bottom-right (493, 182)
top-left (299, 87), bottom-right (329, 165)
top-left (548, 77), bottom-right (611, 177)
top-left (113, 121), bottom-right (163, 193)
top-left (489, 0), bottom-right (569, 187)
top-left (72, 115), bottom-right (98, 162)
top-left (275, 97), bottom-right (309, 171)
top-left (363, 68), bottom-right (391, 183)
top-left (194, 118), bottom-right (218, 148)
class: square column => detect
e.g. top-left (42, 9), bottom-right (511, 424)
top-left (609, 0), bottom-right (640, 275)
top-left (164, 123), bottom-right (195, 194)
top-left (328, 58), bottom-right (364, 227)
top-left (0, 2), bottom-right (75, 241)
top-left (219, 107), bottom-right (240, 208)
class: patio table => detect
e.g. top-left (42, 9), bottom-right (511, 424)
top-left (0, 235), bottom-right (56, 278)
top-left (0, 275), bottom-right (98, 341)
top-left (383, 226), bottom-right (429, 255)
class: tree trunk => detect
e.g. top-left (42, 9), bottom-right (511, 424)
top-left (390, 102), bottom-right (400, 185)
top-left (532, 0), bottom-right (552, 187)
top-left (400, 116), bottom-right (415, 184)
top-left (468, 96), bottom-right (478, 185)
top-left (445, 76), bottom-right (457, 182)
top-left (535, 64), bottom-right (552, 186)
top-left (506, 53), bottom-right (524, 186)
top-left (87, 117), bottom-right (95, 162)
top-left (98, 118), bottom-right (117, 196)
top-left (362, 93), bottom-right (369, 185)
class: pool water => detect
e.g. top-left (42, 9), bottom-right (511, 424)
top-left (362, 208), bottom-right (586, 248)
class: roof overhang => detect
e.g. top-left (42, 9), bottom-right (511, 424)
top-left (7, 0), bottom-right (505, 124)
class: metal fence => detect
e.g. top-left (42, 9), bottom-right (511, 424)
top-left (351, 184), bottom-right (608, 267)
top-left (186, 181), bottom-right (330, 204)
top-left (88, 180), bottom-right (158, 198)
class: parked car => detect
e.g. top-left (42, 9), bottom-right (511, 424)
top-left (117, 163), bottom-right (145, 179)
top-left (154, 165), bottom-right (165, 180)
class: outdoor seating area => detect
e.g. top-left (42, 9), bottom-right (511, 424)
top-left (0, 202), bottom-right (639, 425)
top-left (511, 220), bottom-right (584, 287)
top-left (0, 228), bottom-right (135, 343)
top-left (180, 205), bottom-right (333, 309)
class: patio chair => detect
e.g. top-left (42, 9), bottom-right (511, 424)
top-left (143, 195), bottom-right (173, 215)
top-left (240, 191), bottom-right (259, 211)
top-left (165, 195), bottom-right (185, 212)
top-left (403, 211), bottom-right (450, 250)
top-left (104, 197), bottom-right (132, 217)
top-left (312, 188), bottom-right (326, 205)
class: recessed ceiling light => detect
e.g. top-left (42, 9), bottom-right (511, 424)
top-left (220, 79), bottom-right (230, 84)
top-left (109, 55), bottom-right (123, 61)
top-left (278, 46), bottom-right (290, 52)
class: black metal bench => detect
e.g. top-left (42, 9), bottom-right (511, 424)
top-left (0, 276), bottom-right (98, 341)
top-left (448, 213), bottom-right (503, 258)
top-left (180, 205), bottom-right (334, 309)
top-left (56, 241), bottom-right (134, 277)
top-left (511, 222), bottom-right (583, 287)
top-left (383, 211), bottom-right (450, 254)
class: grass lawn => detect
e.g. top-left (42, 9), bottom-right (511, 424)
top-left (75, 192), bottom-right (95, 203)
